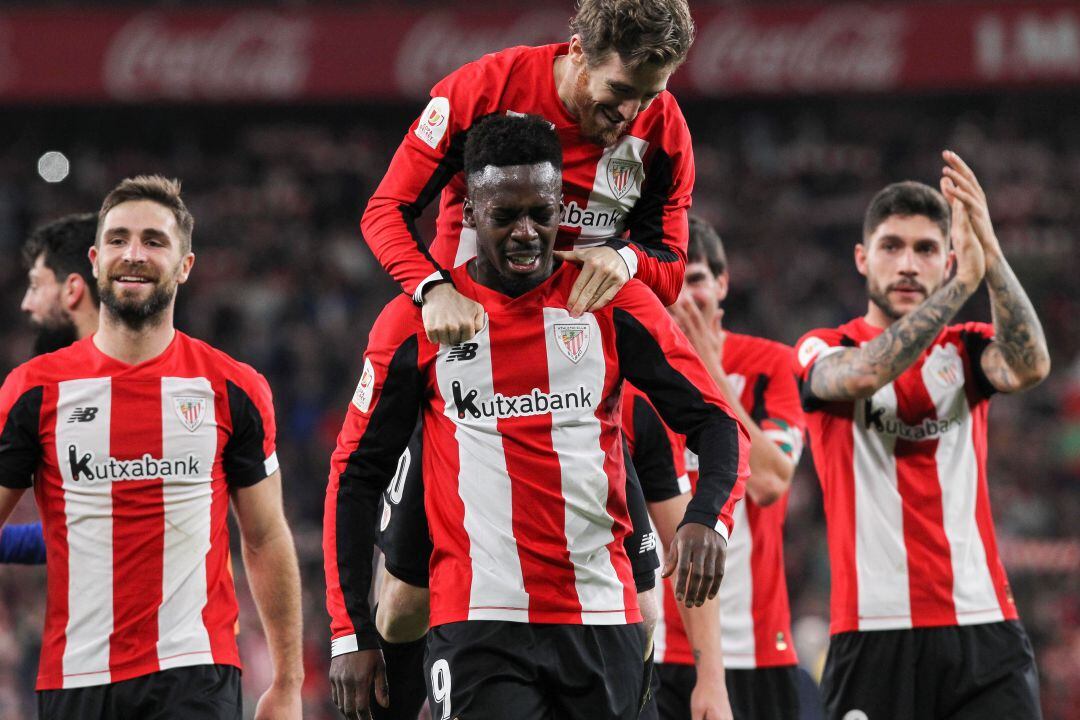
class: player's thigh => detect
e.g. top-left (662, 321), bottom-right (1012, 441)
top-left (821, 630), bottom-right (916, 720)
top-left (655, 663), bottom-right (695, 720)
top-left (38, 684), bottom-right (111, 720)
top-left (547, 624), bottom-right (647, 720)
top-left (726, 666), bottom-right (800, 720)
top-left (623, 450), bottom-right (660, 595)
top-left (377, 421), bottom-right (432, 590)
top-left (939, 621), bottom-right (1042, 720)
top-left (126, 665), bottom-right (242, 720)
top-left (425, 621), bottom-right (546, 720)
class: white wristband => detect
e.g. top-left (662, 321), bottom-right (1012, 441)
top-left (616, 246), bottom-right (639, 278)
top-left (330, 634), bottom-right (359, 658)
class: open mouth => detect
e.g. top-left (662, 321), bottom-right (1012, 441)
top-left (505, 251), bottom-right (542, 273)
top-left (112, 274), bottom-right (155, 288)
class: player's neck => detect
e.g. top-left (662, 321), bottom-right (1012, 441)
top-left (552, 55), bottom-right (578, 119)
top-left (73, 309), bottom-right (100, 341)
top-left (94, 307), bottom-right (176, 365)
top-left (863, 301), bottom-right (897, 330)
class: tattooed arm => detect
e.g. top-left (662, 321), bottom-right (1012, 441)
top-left (940, 150), bottom-right (1051, 393)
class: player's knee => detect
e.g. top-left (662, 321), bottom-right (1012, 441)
top-left (637, 588), bottom-right (658, 654)
top-left (376, 571), bottom-right (430, 643)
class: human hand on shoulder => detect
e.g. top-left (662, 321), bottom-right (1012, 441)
top-left (421, 283), bottom-right (485, 346)
top-left (556, 245), bottom-right (630, 316)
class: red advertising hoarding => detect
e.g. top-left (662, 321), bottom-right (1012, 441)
top-left (0, 2), bottom-right (1076, 103)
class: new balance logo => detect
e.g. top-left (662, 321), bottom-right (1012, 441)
top-left (446, 343), bottom-right (479, 362)
top-left (67, 407), bottom-right (99, 423)
top-left (639, 532), bottom-right (658, 555)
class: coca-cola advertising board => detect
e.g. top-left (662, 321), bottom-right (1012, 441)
top-left (0, 2), bottom-right (1076, 103)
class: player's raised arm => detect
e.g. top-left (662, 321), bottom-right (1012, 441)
top-left (360, 69), bottom-right (488, 346)
top-left (323, 297), bottom-right (427, 718)
top-left (806, 194), bottom-right (987, 402)
top-left (613, 285), bottom-right (750, 608)
top-left (940, 150), bottom-right (1051, 393)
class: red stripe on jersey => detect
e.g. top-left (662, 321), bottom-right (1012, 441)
top-left (747, 500), bottom-right (793, 666)
top-left (488, 312), bottom-right (582, 621)
top-left (970, 402), bottom-right (1017, 620)
top-left (36, 384), bottom-right (69, 684)
top-left (204, 402), bottom-right (238, 666)
top-left (425, 401), bottom-right (473, 621)
top-left (108, 379), bottom-right (165, 676)
top-left (894, 370), bottom-right (957, 627)
top-left (824, 409), bottom-right (859, 634)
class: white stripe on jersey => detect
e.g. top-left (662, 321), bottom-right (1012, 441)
top-left (56, 377), bottom-right (114, 687)
top-left (853, 383), bottom-right (912, 630)
top-left (542, 308), bottom-right (626, 620)
top-left (718, 500), bottom-right (757, 668)
top-left (156, 377), bottom-right (216, 669)
top-left (454, 226), bottom-right (477, 268)
top-left (922, 350), bottom-right (1003, 624)
top-left (435, 323), bottom-right (529, 621)
top-left (574, 136), bottom-right (649, 242)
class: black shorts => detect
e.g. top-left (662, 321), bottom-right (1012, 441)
top-left (37, 664), bottom-right (241, 720)
top-left (377, 422), bottom-right (660, 593)
top-left (655, 663), bottom-right (800, 720)
top-left (821, 621), bottom-right (1041, 720)
top-left (425, 621), bottom-right (646, 720)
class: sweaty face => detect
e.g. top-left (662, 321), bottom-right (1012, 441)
top-left (465, 163), bottom-right (561, 296)
top-left (93, 200), bottom-right (192, 331)
top-left (860, 215), bottom-right (950, 321)
top-left (568, 52), bottom-right (672, 147)
top-left (682, 260), bottom-right (721, 326)
top-left (22, 255), bottom-right (78, 354)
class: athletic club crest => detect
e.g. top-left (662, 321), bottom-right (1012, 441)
top-left (926, 343), bottom-right (964, 389)
top-left (606, 158), bottom-right (641, 200)
top-left (173, 396), bottom-right (206, 432)
top-left (554, 323), bottom-right (590, 364)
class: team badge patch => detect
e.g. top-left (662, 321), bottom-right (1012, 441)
top-left (352, 357), bottom-right (376, 413)
top-left (173, 397), bottom-right (206, 432)
top-left (554, 323), bottom-right (590, 364)
top-left (606, 158), bottom-right (641, 200)
top-left (927, 343), bottom-right (963, 389)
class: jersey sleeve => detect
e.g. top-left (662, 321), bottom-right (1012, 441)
top-left (324, 298), bottom-right (427, 655)
top-left (957, 321), bottom-right (998, 400)
top-left (622, 386), bottom-right (689, 503)
top-left (359, 57), bottom-right (505, 299)
top-left (759, 346), bottom-right (807, 464)
top-left (611, 97), bottom-right (694, 306)
top-left (792, 328), bottom-right (851, 413)
top-left (222, 370), bottom-right (278, 488)
top-left (611, 284), bottom-right (749, 540)
top-left (0, 522), bottom-right (46, 564)
top-left (0, 365), bottom-right (44, 490)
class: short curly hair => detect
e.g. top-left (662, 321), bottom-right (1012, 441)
top-left (463, 114), bottom-right (562, 179)
top-left (570, 0), bottom-right (695, 69)
top-left (863, 181), bottom-right (950, 243)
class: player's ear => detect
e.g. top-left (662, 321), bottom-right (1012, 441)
top-left (62, 273), bottom-right (85, 311)
top-left (462, 198), bottom-right (476, 229)
top-left (176, 252), bottom-right (195, 284)
top-left (854, 242), bottom-right (869, 277)
top-left (88, 245), bottom-right (100, 279)
top-left (567, 35), bottom-right (587, 67)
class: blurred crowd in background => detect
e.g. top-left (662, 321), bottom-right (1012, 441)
top-left (0, 90), bottom-right (1076, 718)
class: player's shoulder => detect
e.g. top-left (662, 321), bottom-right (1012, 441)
top-left (5, 339), bottom-right (98, 387)
top-left (630, 90), bottom-right (691, 146)
top-left (606, 278), bottom-right (666, 316)
top-left (944, 321), bottom-right (995, 344)
top-left (793, 320), bottom-right (863, 372)
top-left (727, 332), bottom-right (794, 368)
top-left (438, 43), bottom-right (550, 93)
top-left (369, 294), bottom-right (425, 347)
top-left (173, 332), bottom-right (269, 389)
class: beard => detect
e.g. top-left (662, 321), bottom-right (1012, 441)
top-left (99, 274), bottom-right (176, 331)
top-left (32, 319), bottom-right (79, 356)
top-left (867, 277), bottom-right (929, 321)
top-left (571, 69), bottom-right (626, 147)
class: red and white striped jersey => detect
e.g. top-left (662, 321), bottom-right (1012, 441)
top-left (361, 43), bottom-right (695, 305)
top-left (0, 333), bottom-right (278, 690)
top-left (631, 333), bottom-right (805, 669)
top-left (794, 318), bottom-right (1017, 634)
top-left (324, 263), bottom-right (749, 656)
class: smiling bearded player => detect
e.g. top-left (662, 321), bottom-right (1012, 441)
top-left (325, 114), bottom-right (748, 720)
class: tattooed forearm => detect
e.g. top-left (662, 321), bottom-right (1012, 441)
top-left (810, 278), bottom-right (975, 401)
top-left (982, 257), bottom-right (1050, 391)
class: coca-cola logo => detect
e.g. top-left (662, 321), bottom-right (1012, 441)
top-left (691, 7), bottom-right (908, 93)
top-left (104, 12), bottom-right (312, 100)
top-left (394, 11), bottom-right (566, 97)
